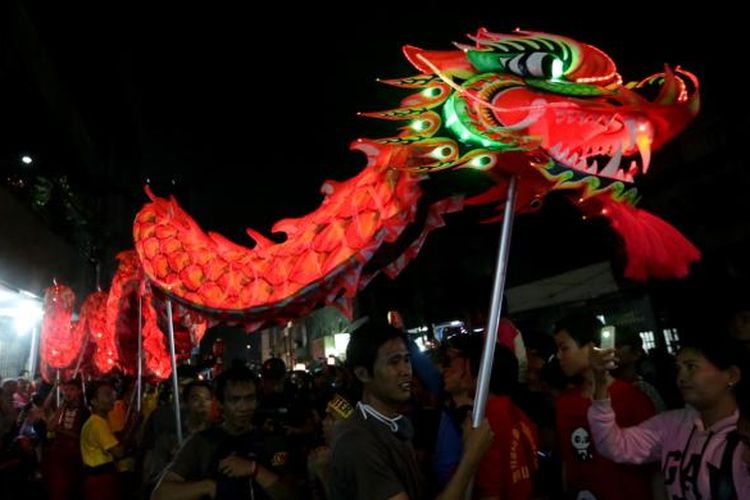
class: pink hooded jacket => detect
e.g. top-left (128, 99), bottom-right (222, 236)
top-left (588, 399), bottom-right (749, 499)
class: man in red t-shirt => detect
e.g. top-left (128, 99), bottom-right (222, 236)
top-left (45, 378), bottom-right (89, 500)
top-left (553, 313), bottom-right (655, 500)
top-left (443, 334), bottom-right (538, 499)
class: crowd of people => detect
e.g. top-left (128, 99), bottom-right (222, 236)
top-left (0, 300), bottom-right (748, 499)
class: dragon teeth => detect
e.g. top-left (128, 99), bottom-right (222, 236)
top-left (629, 160), bottom-right (638, 175)
top-left (599, 143), bottom-right (623, 177)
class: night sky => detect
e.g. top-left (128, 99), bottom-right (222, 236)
top-left (2, 2), bottom-right (747, 320)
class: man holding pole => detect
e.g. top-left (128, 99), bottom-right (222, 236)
top-left (330, 321), bottom-right (494, 500)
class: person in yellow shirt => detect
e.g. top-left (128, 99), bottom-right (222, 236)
top-left (80, 381), bottom-right (125, 500)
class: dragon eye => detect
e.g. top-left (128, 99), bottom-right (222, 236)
top-left (467, 154), bottom-right (497, 170)
top-left (422, 87), bottom-right (443, 98)
top-left (429, 145), bottom-right (455, 160)
top-left (410, 119), bottom-right (429, 132)
top-left (507, 52), bottom-right (564, 79)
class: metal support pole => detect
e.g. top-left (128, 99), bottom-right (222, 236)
top-left (55, 370), bottom-right (61, 407)
top-left (27, 324), bottom-right (40, 378)
top-left (71, 333), bottom-right (88, 380)
top-left (465, 176), bottom-right (518, 499)
top-left (136, 295), bottom-right (143, 413)
top-left (471, 176), bottom-right (518, 428)
top-left (166, 299), bottom-right (183, 445)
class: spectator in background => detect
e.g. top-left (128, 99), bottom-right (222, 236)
top-left (152, 365), bottom-right (298, 500)
top-left (520, 331), bottom-right (562, 498)
top-left (611, 327), bottom-right (667, 413)
top-left (45, 378), bottom-right (88, 500)
top-left (554, 313), bottom-right (656, 500)
top-left (80, 381), bottom-right (128, 500)
top-left (441, 335), bottom-right (539, 499)
top-left (0, 379), bottom-right (17, 447)
top-left (307, 393), bottom-right (355, 499)
top-left (255, 357), bottom-right (313, 477)
top-left (139, 366), bottom-right (197, 457)
top-left (736, 375), bottom-right (750, 475)
top-left (469, 299), bottom-right (528, 383)
top-left (141, 381), bottom-right (214, 495)
top-left (524, 331), bottom-right (556, 395)
top-left (13, 378), bottom-right (31, 412)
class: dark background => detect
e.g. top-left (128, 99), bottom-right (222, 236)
top-left (2, 1), bottom-right (747, 323)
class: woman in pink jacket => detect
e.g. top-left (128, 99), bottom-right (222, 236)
top-left (587, 334), bottom-right (749, 499)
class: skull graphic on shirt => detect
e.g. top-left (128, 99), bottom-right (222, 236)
top-left (570, 426), bottom-right (593, 460)
top-left (577, 490), bottom-right (597, 500)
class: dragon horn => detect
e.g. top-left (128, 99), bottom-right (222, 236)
top-left (402, 45), bottom-right (475, 79)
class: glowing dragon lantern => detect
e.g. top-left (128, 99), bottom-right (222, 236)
top-left (394, 29), bottom-right (700, 279)
top-left (77, 290), bottom-right (112, 375)
top-left (40, 282), bottom-right (80, 377)
top-left (104, 250), bottom-right (207, 379)
top-left (133, 29), bottom-right (700, 330)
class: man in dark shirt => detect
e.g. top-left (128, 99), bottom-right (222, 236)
top-left (152, 365), bottom-right (297, 500)
top-left (330, 320), bottom-right (494, 500)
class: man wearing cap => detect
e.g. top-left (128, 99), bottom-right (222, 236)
top-left (308, 393), bottom-right (354, 499)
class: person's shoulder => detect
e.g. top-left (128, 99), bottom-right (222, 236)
top-left (486, 395), bottom-right (513, 415)
top-left (652, 407), bottom-right (694, 425)
top-left (80, 415), bottom-right (94, 433)
top-left (87, 414), bottom-right (107, 428)
top-left (332, 416), bottom-right (376, 451)
top-left (334, 414), bottom-right (368, 437)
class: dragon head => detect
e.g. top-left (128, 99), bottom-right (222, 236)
top-left (365, 28), bottom-right (699, 205)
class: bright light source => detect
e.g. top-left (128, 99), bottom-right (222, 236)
top-left (6, 300), bottom-right (43, 335)
top-left (0, 285), bottom-right (43, 335)
top-left (293, 363), bottom-right (307, 372)
top-left (449, 320), bottom-right (463, 326)
top-left (21, 155), bottom-right (33, 165)
top-left (334, 333), bottom-right (350, 357)
top-left (246, 344), bottom-right (251, 349)
top-left (326, 356), bottom-right (336, 366)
